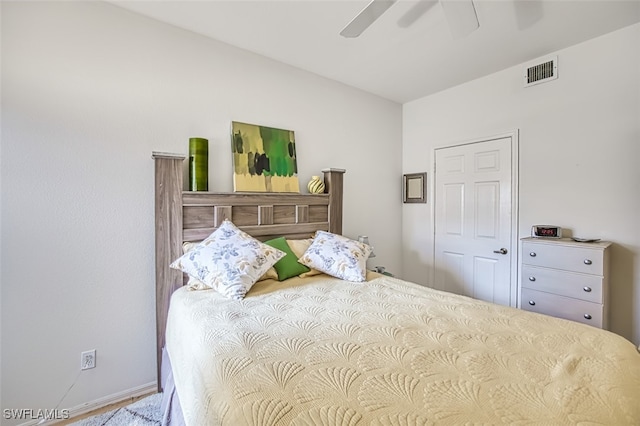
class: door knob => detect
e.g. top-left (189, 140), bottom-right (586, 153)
top-left (493, 248), bottom-right (508, 255)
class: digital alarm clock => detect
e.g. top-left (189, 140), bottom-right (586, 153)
top-left (531, 225), bottom-right (562, 238)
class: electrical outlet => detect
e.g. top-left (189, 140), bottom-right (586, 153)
top-left (81, 350), bottom-right (96, 370)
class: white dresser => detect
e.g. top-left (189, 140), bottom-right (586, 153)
top-left (520, 237), bottom-right (611, 329)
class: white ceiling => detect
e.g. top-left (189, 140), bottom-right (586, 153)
top-left (110, 0), bottom-right (640, 103)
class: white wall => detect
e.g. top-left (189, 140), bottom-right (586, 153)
top-left (403, 23), bottom-right (640, 345)
top-left (0, 1), bottom-right (4, 416)
top-left (0, 2), bottom-right (402, 422)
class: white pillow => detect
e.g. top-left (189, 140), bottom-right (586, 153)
top-left (170, 220), bottom-right (286, 299)
top-left (182, 242), bottom-right (278, 288)
top-left (298, 231), bottom-right (372, 282)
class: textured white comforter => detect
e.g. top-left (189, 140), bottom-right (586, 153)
top-left (165, 273), bottom-right (640, 425)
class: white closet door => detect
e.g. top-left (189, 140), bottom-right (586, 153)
top-left (434, 137), bottom-right (513, 306)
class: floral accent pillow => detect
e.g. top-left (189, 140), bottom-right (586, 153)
top-left (298, 231), bottom-right (372, 282)
top-left (170, 220), bottom-right (285, 299)
top-left (181, 242), bottom-right (278, 289)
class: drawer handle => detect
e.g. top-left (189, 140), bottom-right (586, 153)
top-left (529, 252), bottom-right (537, 257)
top-left (528, 301), bottom-right (536, 306)
top-left (584, 259), bottom-right (592, 265)
top-left (528, 276), bottom-right (536, 282)
top-left (583, 286), bottom-right (592, 292)
top-left (584, 314), bottom-right (592, 320)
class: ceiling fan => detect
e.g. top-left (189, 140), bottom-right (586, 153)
top-left (340, 0), bottom-right (480, 39)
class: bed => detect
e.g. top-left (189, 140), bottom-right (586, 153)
top-left (153, 153), bottom-right (640, 425)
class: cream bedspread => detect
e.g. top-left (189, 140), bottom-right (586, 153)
top-left (165, 273), bottom-right (640, 425)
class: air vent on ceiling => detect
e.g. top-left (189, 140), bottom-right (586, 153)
top-left (523, 56), bottom-right (558, 87)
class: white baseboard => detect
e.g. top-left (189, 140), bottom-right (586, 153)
top-left (17, 382), bottom-right (157, 426)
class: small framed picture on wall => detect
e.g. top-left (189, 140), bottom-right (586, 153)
top-left (403, 172), bottom-right (427, 203)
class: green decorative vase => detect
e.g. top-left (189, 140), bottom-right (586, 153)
top-left (307, 175), bottom-right (325, 194)
top-left (189, 137), bottom-right (208, 191)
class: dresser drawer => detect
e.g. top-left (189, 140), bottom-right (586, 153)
top-left (522, 241), bottom-right (604, 275)
top-left (521, 265), bottom-right (603, 303)
top-left (521, 288), bottom-right (603, 328)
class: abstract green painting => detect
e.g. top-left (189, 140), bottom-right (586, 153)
top-left (231, 121), bottom-right (300, 192)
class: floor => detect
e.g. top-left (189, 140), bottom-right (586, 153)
top-left (57, 392), bottom-right (154, 425)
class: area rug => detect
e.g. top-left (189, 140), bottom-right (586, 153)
top-left (70, 392), bottom-right (161, 426)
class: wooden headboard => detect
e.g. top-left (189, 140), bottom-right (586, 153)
top-left (152, 152), bottom-right (345, 391)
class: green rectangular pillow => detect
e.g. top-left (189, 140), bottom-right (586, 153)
top-left (264, 237), bottom-right (310, 281)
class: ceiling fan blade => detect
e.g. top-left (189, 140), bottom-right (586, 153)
top-left (513, 0), bottom-right (543, 31)
top-left (397, 0), bottom-right (438, 29)
top-left (340, 0), bottom-right (397, 38)
top-left (440, 0), bottom-right (479, 38)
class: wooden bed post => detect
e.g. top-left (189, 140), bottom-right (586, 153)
top-left (152, 152), bottom-right (186, 392)
top-left (322, 168), bottom-right (346, 235)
